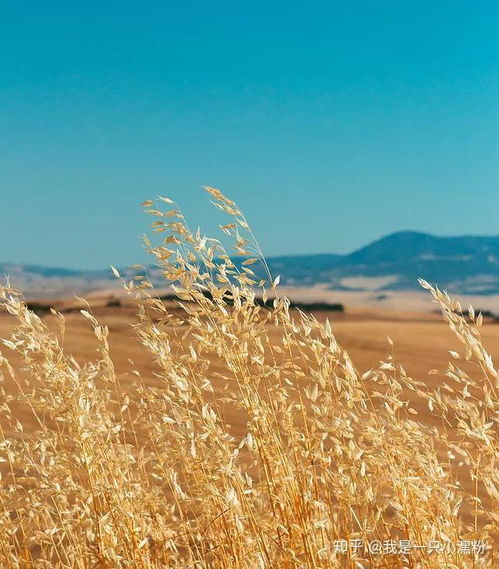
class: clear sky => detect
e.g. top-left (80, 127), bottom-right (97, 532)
top-left (1, 1), bottom-right (498, 269)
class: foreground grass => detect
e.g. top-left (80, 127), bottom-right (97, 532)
top-left (0, 188), bottom-right (497, 568)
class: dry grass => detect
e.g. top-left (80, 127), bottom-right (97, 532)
top-left (0, 188), bottom-right (497, 568)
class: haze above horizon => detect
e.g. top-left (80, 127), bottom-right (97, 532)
top-left (2, 1), bottom-right (499, 269)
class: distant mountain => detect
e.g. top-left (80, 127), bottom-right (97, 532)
top-left (0, 263), bottom-right (113, 298)
top-left (1, 231), bottom-right (498, 298)
top-left (270, 231), bottom-right (499, 294)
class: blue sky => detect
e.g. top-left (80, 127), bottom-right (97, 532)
top-left (1, 1), bottom-right (498, 269)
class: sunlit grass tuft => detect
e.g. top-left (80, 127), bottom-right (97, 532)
top-left (0, 188), bottom-right (496, 567)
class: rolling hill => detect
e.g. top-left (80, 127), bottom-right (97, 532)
top-left (269, 231), bottom-right (499, 294)
top-left (1, 231), bottom-right (498, 298)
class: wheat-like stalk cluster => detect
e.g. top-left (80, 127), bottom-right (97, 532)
top-left (0, 188), bottom-right (497, 568)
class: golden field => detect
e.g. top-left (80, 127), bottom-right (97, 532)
top-left (2, 298), bottom-right (498, 438)
top-left (0, 189), bottom-right (497, 568)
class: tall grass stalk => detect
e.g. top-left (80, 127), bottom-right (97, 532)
top-left (0, 188), bottom-right (496, 568)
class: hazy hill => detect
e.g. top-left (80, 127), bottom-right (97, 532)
top-left (1, 231), bottom-right (498, 297)
top-left (0, 263), bottom-right (112, 298)
top-left (270, 231), bottom-right (499, 294)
